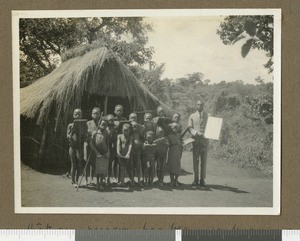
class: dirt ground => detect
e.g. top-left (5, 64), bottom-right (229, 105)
top-left (21, 152), bottom-right (273, 207)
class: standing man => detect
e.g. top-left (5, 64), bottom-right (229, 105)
top-left (187, 100), bottom-right (209, 187)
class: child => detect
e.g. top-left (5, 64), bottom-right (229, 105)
top-left (152, 106), bottom-right (166, 122)
top-left (90, 117), bottom-right (109, 191)
top-left (85, 107), bottom-right (101, 186)
top-left (152, 106), bottom-right (165, 121)
top-left (167, 123), bottom-right (183, 187)
top-left (114, 105), bottom-right (127, 128)
top-left (171, 113), bottom-right (182, 134)
top-left (67, 109), bottom-right (85, 187)
top-left (113, 105), bottom-right (127, 183)
top-left (131, 121), bottom-right (144, 186)
top-left (142, 131), bottom-right (157, 186)
top-left (154, 127), bottom-right (169, 186)
top-left (117, 123), bottom-right (133, 187)
top-left (129, 112), bottom-right (144, 132)
top-left (142, 113), bottom-right (155, 140)
top-left (129, 112), bottom-right (138, 122)
top-left (106, 114), bottom-right (117, 185)
top-left (153, 106), bottom-right (171, 137)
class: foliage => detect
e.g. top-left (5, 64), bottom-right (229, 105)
top-left (130, 63), bottom-right (175, 107)
top-left (19, 18), bottom-right (82, 87)
top-left (176, 72), bottom-right (204, 87)
top-left (217, 16), bottom-right (274, 73)
top-left (19, 17), bottom-right (154, 87)
top-left (150, 73), bottom-right (273, 175)
top-left (214, 114), bottom-right (273, 175)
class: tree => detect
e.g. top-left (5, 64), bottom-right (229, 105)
top-left (176, 72), bottom-right (204, 87)
top-left (255, 76), bottom-right (265, 85)
top-left (132, 63), bottom-right (172, 104)
top-left (217, 16), bottom-right (274, 73)
top-left (204, 79), bottom-right (211, 85)
top-left (186, 72), bottom-right (204, 85)
top-left (19, 18), bottom-right (83, 87)
top-left (19, 17), bottom-right (154, 87)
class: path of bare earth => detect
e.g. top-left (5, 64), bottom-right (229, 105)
top-left (21, 152), bottom-right (272, 208)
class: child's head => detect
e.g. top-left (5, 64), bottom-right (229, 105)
top-left (173, 113), bottom-right (181, 123)
top-left (73, 109), bottom-right (82, 119)
top-left (170, 123), bottom-right (179, 133)
top-left (106, 114), bottom-right (114, 126)
top-left (144, 113), bottom-right (152, 122)
top-left (98, 117), bottom-right (108, 130)
top-left (146, 131), bottom-right (154, 143)
top-left (156, 106), bottom-right (165, 117)
top-left (131, 121), bottom-right (139, 132)
top-left (156, 126), bottom-right (165, 138)
top-left (129, 113), bottom-right (137, 122)
top-left (91, 107), bottom-right (101, 120)
top-left (122, 123), bottom-right (131, 136)
top-left (114, 105), bottom-right (124, 117)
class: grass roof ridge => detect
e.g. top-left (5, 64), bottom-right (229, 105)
top-left (20, 46), bottom-right (170, 127)
top-left (60, 41), bottom-right (107, 62)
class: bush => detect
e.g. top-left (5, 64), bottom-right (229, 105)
top-left (210, 106), bottom-right (273, 176)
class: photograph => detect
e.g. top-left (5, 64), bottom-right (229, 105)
top-left (13, 9), bottom-right (281, 214)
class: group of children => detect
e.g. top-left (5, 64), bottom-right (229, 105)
top-left (67, 105), bottom-right (183, 191)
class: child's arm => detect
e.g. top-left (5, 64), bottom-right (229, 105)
top-left (67, 123), bottom-right (72, 140)
top-left (110, 127), bottom-right (116, 148)
top-left (141, 142), bottom-right (146, 153)
top-left (165, 137), bottom-right (170, 147)
top-left (125, 136), bottom-right (133, 159)
top-left (179, 134), bottom-right (184, 146)
top-left (116, 134), bottom-right (122, 158)
top-left (85, 122), bottom-right (92, 142)
top-left (178, 125), bottom-right (183, 134)
top-left (105, 131), bottom-right (110, 159)
top-left (139, 125), bottom-right (144, 139)
top-left (90, 132), bottom-right (101, 157)
top-left (154, 143), bottom-right (158, 160)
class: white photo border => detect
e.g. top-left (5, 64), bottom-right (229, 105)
top-left (13, 9), bottom-right (281, 215)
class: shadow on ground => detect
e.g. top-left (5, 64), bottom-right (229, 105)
top-left (207, 184), bottom-right (249, 194)
top-left (76, 181), bottom-right (249, 194)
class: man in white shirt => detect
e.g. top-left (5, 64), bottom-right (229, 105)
top-left (187, 100), bottom-right (209, 187)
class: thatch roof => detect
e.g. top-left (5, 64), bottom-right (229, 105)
top-left (20, 47), bottom-right (167, 126)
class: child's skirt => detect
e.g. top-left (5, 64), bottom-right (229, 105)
top-left (167, 144), bottom-right (181, 176)
top-left (95, 155), bottom-right (108, 176)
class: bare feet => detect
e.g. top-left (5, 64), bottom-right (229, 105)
top-left (199, 179), bottom-right (206, 187)
top-left (120, 181), bottom-right (126, 187)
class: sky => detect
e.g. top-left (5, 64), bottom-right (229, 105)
top-left (144, 16), bottom-right (273, 85)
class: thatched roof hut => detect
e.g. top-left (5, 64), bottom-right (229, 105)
top-left (20, 46), bottom-right (167, 169)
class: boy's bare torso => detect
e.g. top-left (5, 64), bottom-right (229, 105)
top-left (119, 134), bottom-right (131, 156)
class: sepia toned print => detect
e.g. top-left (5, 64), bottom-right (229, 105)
top-left (13, 9), bottom-right (281, 214)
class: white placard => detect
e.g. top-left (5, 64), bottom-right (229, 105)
top-left (204, 116), bottom-right (223, 140)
